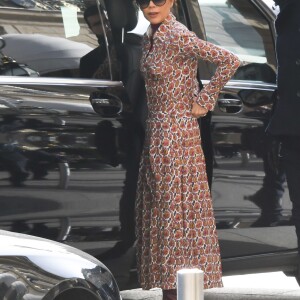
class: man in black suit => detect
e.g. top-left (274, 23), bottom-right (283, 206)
top-left (81, 3), bottom-right (139, 261)
top-left (268, 0), bottom-right (300, 249)
top-left (80, 5), bottom-right (108, 78)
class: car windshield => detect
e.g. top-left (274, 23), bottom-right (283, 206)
top-left (198, 0), bottom-right (277, 82)
top-left (0, 0), bottom-right (86, 10)
top-left (0, 0), bottom-right (118, 79)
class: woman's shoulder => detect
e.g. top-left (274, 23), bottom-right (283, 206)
top-left (170, 20), bottom-right (191, 36)
top-left (166, 19), bottom-right (197, 42)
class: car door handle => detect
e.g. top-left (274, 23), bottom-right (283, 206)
top-left (218, 98), bottom-right (243, 113)
top-left (90, 92), bottom-right (123, 117)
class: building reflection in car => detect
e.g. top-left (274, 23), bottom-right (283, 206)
top-left (213, 70), bottom-right (291, 232)
top-left (0, 2), bottom-right (143, 287)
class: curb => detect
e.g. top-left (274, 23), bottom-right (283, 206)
top-left (120, 288), bottom-right (300, 299)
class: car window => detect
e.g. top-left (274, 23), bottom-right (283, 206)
top-left (198, 0), bottom-right (277, 83)
top-left (0, 0), bottom-right (118, 80)
top-left (129, 10), bottom-right (149, 36)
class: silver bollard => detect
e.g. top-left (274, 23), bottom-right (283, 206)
top-left (177, 269), bottom-right (204, 300)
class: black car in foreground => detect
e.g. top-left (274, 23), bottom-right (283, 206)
top-left (0, 0), bottom-right (298, 291)
top-left (0, 229), bottom-right (121, 300)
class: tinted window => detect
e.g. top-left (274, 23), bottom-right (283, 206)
top-left (198, 0), bottom-right (276, 83)
top-left (0, 0), bottom-right (118, 79)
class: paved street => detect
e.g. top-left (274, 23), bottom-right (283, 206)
top-left (120, 272), bottom-right (300, 299)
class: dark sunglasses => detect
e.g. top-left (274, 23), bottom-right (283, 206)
top-left (136, 0), bottom-right (167, 9)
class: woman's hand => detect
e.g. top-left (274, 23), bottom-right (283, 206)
top-left (191, 102), bottom-right (208, 118)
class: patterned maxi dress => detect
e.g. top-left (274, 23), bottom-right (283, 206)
top-left (135, 13), bottom-right (240, 290)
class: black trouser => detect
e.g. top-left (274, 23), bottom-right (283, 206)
top-left (281, 137), bottom-right (300, 249)
top-left (119, 121), bottom-right (145, 244)
top-left (259, 151), bottom-right (286, 221)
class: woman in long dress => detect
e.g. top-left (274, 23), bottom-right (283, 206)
top-left (135, 0), bottom-right (241, 299)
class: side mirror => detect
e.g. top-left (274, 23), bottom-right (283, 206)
top-left (238, 90), bottom-right (274, 107)
top-left (90, 91), bottom-right (123, 117)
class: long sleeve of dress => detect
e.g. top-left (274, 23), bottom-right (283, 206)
top-left (179, 32), bottom-right (241, 111)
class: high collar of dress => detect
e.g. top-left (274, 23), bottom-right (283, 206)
top-left (145, 13), bottom-right (176, 40)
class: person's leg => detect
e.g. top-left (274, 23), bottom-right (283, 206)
top-left (249, 151), bottom-right (285, 227)
top-left (162, 289), bottom-right (177, 300)
top-left (282, 137), bottom-right (300, 249)
top-left (96, 124), bottom-right (143, 260)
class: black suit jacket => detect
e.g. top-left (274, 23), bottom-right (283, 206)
top-left (267, 0), bottom-right (300, 137)
top-left (79, 46), bottom-right (106, 78)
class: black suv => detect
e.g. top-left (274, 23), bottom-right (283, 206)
top-left (0, 0), bottom-right (298, 290)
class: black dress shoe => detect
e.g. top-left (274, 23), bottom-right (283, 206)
top-left (251, 215), bottom-right (281, 227)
